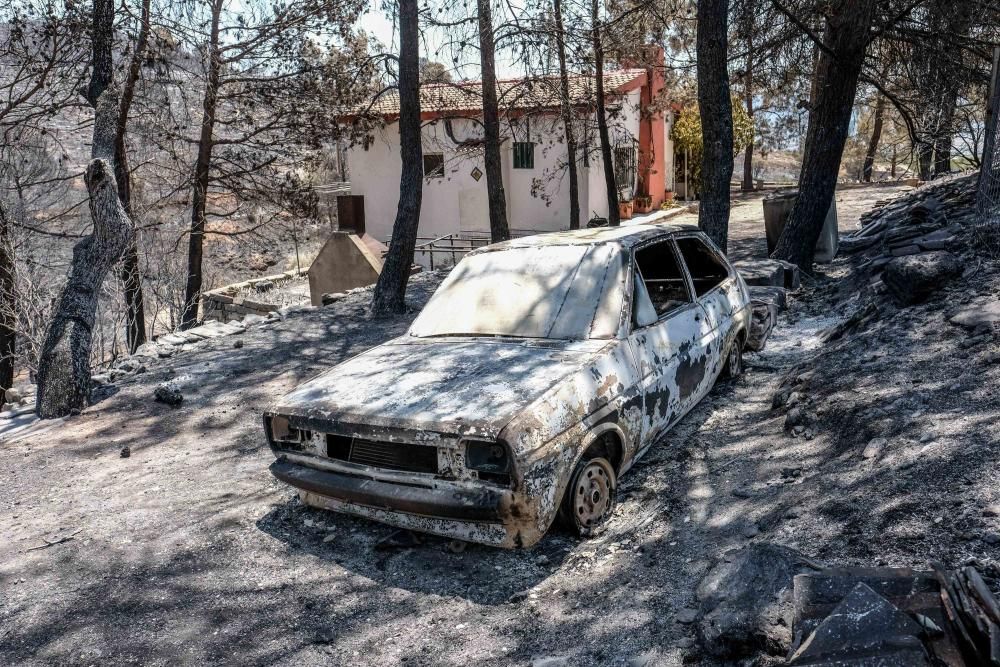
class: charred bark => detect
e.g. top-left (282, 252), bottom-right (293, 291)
top-left (592, 0), bottom-right (619, 226)
top-left (0, 202), bottom-right (15, 408)
top-left (371, 0), bottom-right (422, 316)
top-left (181, 0), bottom-right (223, 329)
top-left (477, 0), bottom-right (510, 243)
top-left (862, 94), bottom-right (885, 183)
top-left (741, 4), bottom-right (755, 193)
top-left (115, 0), bottom-right (150, 352)
top-left (697, 0), bottom-right (734, 252)
top-left (36, 90), bottom-right (133, 418)
top-left (771, 0), bottom-right (876, 272)
top-left (553, 0), bottom-right (581, 229)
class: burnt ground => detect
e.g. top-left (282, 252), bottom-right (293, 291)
top-left (2, 184), bottom-right (999, 666)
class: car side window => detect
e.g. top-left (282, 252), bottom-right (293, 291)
top-left (676, 237), bottom-right (730, 297)
top-left (634, 240), bottom-right (693, 319)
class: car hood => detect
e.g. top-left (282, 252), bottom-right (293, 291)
top-left (272, 336), bottom-right (612, 439)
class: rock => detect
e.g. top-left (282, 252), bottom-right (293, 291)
top-left (3, 387), bottom-right (22, 403)
top-left (120, 446), bottom-right (131, 458)
top-left (735, 260), bottom-right (800, 290)
top-left (676, 607), bottom-right (700, 624)
top-left (233, 339), bottom-right (244, 349)
top-left (531, 656), bottom-right (570, 667)
top-left (154, 384), bottom-right (184, 406)
top-left (696, 543), bottom-right (823, 658)
top-left (862, 438), bottom-right (886, 459)
top-left (890, 244), bottom-right (921, 257)
top-left (883, 251), bottom-right (962, 306)
top-left (788, 583), bottom-right (924, 663)
top-left (950, 300), bottom-right (1000, 331)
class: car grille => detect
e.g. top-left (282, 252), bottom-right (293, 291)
top-left (326, 435), bottom-right (439, 474)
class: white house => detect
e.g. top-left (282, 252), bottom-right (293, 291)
top-left (342, 49), bottom-right (675, 254)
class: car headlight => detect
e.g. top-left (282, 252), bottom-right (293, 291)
top-left (465, 439), bottom-right (510, 474)
top-left (268, 415), bottom-right (304, 444)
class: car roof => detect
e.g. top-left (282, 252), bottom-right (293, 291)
top-left (471, 223), bottom-right (701, 255)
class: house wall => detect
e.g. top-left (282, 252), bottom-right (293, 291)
top-left (347, 87), bottom-right (671, 257)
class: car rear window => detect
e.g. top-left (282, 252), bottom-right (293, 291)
top-left (408, 244), bottom-right (626, 340)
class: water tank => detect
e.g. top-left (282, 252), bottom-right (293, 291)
top-left (762, 191), bottom-right (839, 263)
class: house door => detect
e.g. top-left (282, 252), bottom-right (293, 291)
top-left (458, 187), bottom-right (490, 234)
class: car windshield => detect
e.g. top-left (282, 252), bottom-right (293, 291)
top-left (408, 244), bottom-right (626, 340)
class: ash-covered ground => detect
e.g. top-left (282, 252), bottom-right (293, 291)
top-left (2, 184), bottom-right (997, 666)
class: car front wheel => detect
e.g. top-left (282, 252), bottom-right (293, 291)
top-left (561, 456), bottom-right (617, 537)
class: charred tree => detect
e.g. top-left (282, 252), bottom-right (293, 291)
top-left (36, 86), bottom-right (134, 418)
top-left (740, 1), bottom-right (755, 192)
top-left (697, 0), bottom-right (734, 252)
top-left (115, 0), bottom-right (151, 352)
top-left (477, 0), bottom-right (510, 243)
top-left (371, 0), bottom-right (422, 316)
top-left (862, 93), bottom-right (885, 182)
top-left (181, 0), bottom-right (223, 330)
top-left (771, 0), bottom-right (876, 271)
top-left (592, 0), bottom-right (619, 226)
top-left (0, 202), bottom-right (14, 408)
top-left (553, 0), bottom-right (581, 229)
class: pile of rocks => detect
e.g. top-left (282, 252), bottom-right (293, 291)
top-left (842, 175), bottom-right (977, 260)
top-left (839, 176), bottom-right (981, 306)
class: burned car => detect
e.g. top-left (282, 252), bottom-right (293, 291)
top-left (265, 224), bottom-right (752, 548)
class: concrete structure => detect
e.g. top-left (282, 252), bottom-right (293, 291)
top-left (202, 269), bottom-right (309, 323)
top-left (343, 50), bottom-right (674, 249)
top-left (307, 232), bottom-right (386, 306)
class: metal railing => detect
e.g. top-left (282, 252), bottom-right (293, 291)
top-left (387, 229), bottom-right (547, 270)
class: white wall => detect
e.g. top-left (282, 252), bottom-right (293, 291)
top-left (347, 91), bottom-right (648, 254)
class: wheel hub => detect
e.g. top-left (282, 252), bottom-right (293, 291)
top-left (575, 462), bottom-right (612, 527)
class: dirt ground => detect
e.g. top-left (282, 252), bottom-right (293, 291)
top-left (3, 183), bottom-right (998, 666)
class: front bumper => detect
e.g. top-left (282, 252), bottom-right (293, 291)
top-left (269, 458), bottom-right (537, 548)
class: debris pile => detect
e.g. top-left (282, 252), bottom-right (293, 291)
top-left (840, 175), bottom-right (977, 261)
top-left (789, 565), bottom-right (1000, 665)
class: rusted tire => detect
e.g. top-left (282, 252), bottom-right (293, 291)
top-left (561, 456), bottom-right (617, 537)
top-left (722, 336), bottom-right (744, 380)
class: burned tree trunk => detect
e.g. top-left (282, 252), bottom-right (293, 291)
top-left (115, 0), bottom-right (150, 352)
top-left (477, 0), bottom-right (510, 243)
top-left (862, 93), bottom-right (885, 183)
top-left (371, 0), bottom-right (422, 316)
top-left (741, 3), bottom-right (755, 193)
top-left (697, 0), bottom-right (734, 252)
top-left (771, 0), bottom-right (876, 271)
top-left (36, 90), bottom-right (133, 418)
top-left (0, 202), bottom-right (15, 408)
top-left (181, 0), bottom-right (223, 330)
top-left (592, 0), bottom-right (619, 226)
top-left (553, 0), bottom-right (581, 229)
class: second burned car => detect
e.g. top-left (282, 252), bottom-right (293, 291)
top-left (265, 224), bottom-right (753, 548)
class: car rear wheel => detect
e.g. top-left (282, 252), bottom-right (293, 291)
top-left (722, 336), bottom-right (744, 380)
top-left (561, 456), bottom-right (617, 537)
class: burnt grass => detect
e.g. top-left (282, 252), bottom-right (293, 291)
top-left (2, 186), bottom-right (999, 666)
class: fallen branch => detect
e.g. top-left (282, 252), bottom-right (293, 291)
top-left (25, 528), bottom-right (83, 552)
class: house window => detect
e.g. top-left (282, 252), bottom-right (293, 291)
top-left (423, 153), bottom-right (445, 178)
top-left (614, 144), bottom-right (637, 191)
top-left (513, 142), bottom-right (535, 169)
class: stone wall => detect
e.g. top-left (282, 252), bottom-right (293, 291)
top-left (202, 268), bottom-right (309, 323)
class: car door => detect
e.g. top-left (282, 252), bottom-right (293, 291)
top-left (625, 237), bottom-right (707, 452)
top-left (674, 234), bottom-right (742, 402)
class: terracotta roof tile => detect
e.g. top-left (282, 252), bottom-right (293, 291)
top-left (365, 69), bottom-right (646, 117)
